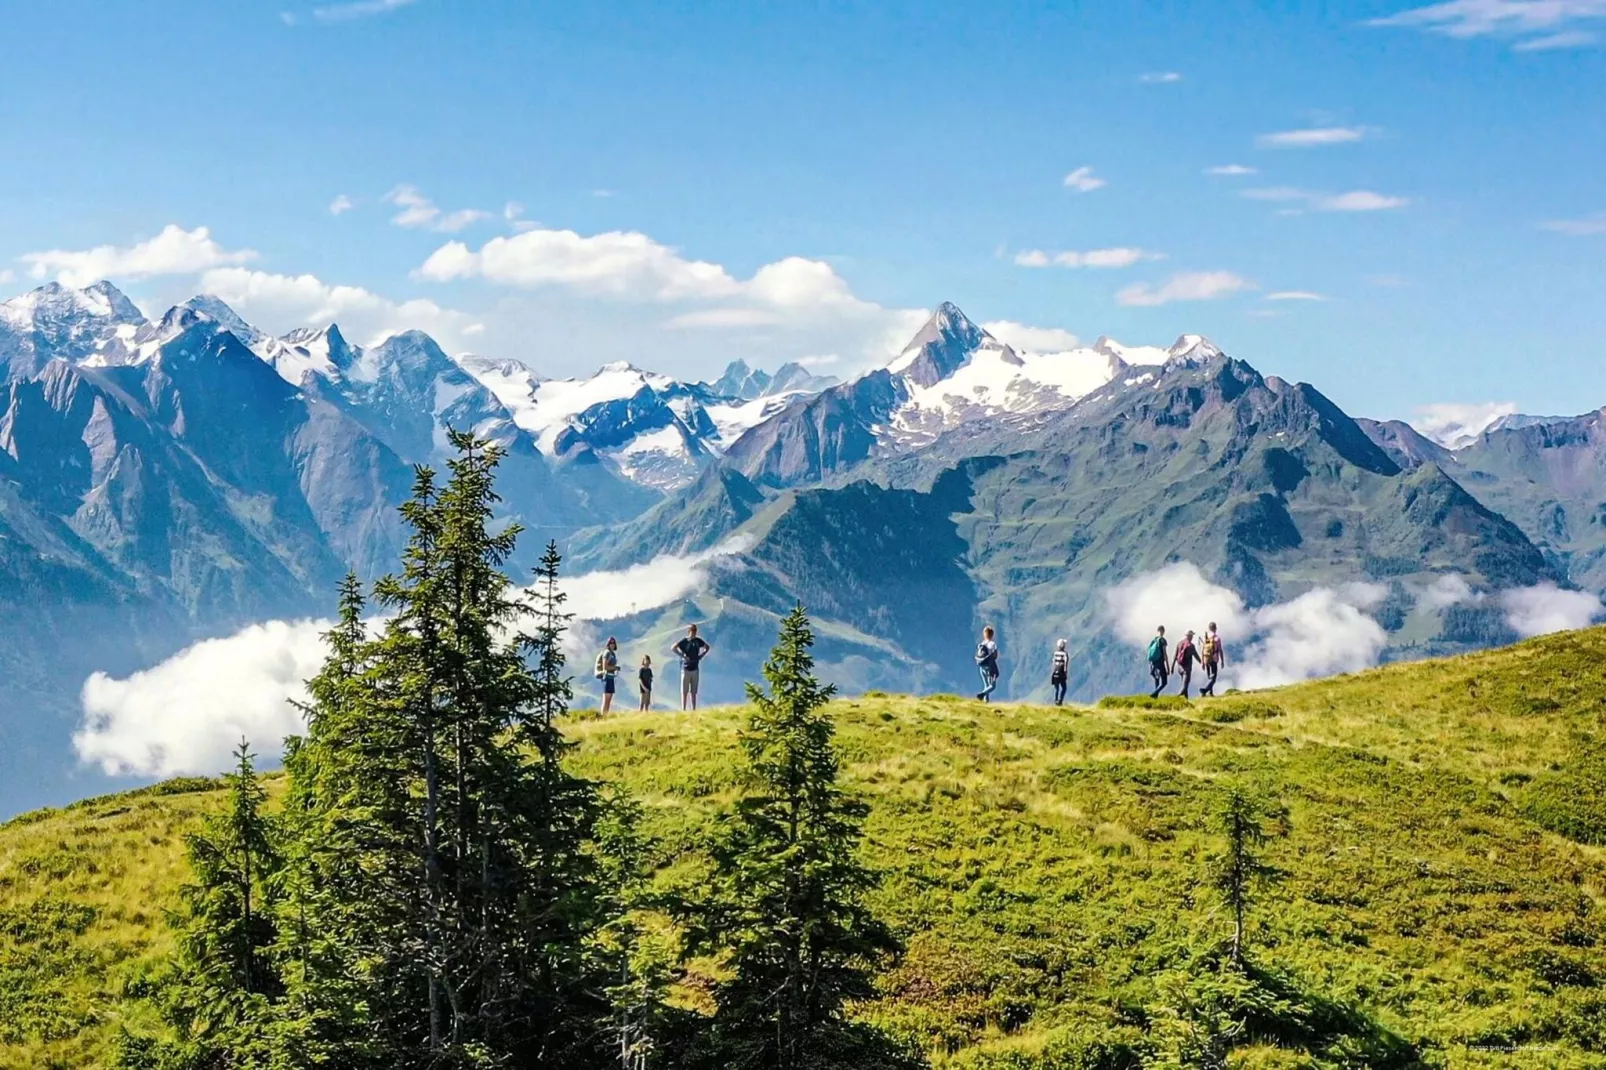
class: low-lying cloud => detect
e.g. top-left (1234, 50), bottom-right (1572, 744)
top-left (1103, 562), bottom-right (1391, 689)
top-left (73, 538), bottom-right (753, 778)
top-left (1424, 572), bottom-right (1604, 637)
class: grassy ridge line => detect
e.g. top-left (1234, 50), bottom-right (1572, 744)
top-left (6, 630), bottom-right (1606, 1068)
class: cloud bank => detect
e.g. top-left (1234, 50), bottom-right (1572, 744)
top-left (73, 539), bottom-right (754, 778)
top-left (1102, 563), bottom-right (1389, 689)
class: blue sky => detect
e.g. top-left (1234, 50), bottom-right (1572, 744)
top-left (1, 0), bottom-right (1603, 425)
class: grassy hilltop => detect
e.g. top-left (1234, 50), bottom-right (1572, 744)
top-left (5, 630), bottom-right (1606, 1069)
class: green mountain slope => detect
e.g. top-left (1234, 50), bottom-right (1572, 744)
top-left (581, 356), bottom-right (1553, 704)
top-left (7, 630), bottom-right (1606, 1068)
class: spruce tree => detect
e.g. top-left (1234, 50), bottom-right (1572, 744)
top-left (1213, 789), bottom-right (1273, 967)
top-left (693, 604), bottom-right (911, 1070)
top-left (279, 434), bottom-right (611, 1068)
top-left (119, 741), bottom-right (283, 1068)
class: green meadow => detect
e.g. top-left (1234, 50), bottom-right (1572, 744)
top-left (5, 628), bottom-right (1606, 1068)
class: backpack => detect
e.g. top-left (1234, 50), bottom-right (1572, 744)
top-left (1051, 650), bottom-right (1068, 681)
top-left (976, 642), bottom-right (998, 670)
top-left (594, 652), bottom-right (608, 680)
top-left (1147, 637), bottom-right (1164, 662)
top-left (1201, 633), bottom-right (1217, 660)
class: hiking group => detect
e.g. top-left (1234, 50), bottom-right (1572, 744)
top-left (592, 623), bottom-right (713, 714)
top-left (596, 619), bottom-right (1225, 712)
top-left (1146, 622), bottom-right (1228, 699)
top-left (973, 626), bottom-right (1070, 706)
top-left (973, 621), bottom-right (1227, 705)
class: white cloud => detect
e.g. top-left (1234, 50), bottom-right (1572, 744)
top-left (1063, 166), bottom-right (1106, 192)
top-left (1265, 290), bottom-right (1328, 301)
top-left (1102, 562), bottom-right (1389, 690)
top-left (1409, 572), bottom-right (1602, 637)
top-left (1256, 126), bottom-right (1368, 148)
top-left (1140, 71), bottom-right (1182, 83)
top-left (0, 268), bottom-right (14, 286)
top-left (1515, 28), bottom-right (1599, 47)
top-left (311, 0), bottom-right (418, 22)
top-left (21, 225), bottom-right (257, 288)
top-left (981, 321), bottom-right (1081, 353)
top-left (75, 619), bottom-right (331, 776)
top-left (794, 353), bottom-right (840, 367)
top-left (420, 228), bottom-right (903, 353)
top-left (666, 308), bottom-right (784, 329)
top-left (199, 266), bottom-right (484, 349)
top-left (1317, 190), bottom-right (1410, 211)
top-left (1243, 187), bottom-right (1408, 213)
top-left (384, 184), bottom-right (494, 233)
top-left (420, 227), bottom-right (740, 299)
top-left (1206, 164), bottom-right (1257, 176)
top-left (1408, 400), bottom-right (1518, 448)
top-left (1116, 270), bottom-right (1254, 307)
top-left (1500, 583), bottom-right (1603, 636)
top-left (72, 538), bottom-right (754, 777)
top-left (1421, 573), bottom-right (1477, 610)
top-left (328, 194), bottom-right (355, 216)
top-left (1369, 0), bottom-right (1606, 50)
top-left (1542, 213), bottom-right (1606, 235)
top-left (1014, 247), bottom-right (1161, 269)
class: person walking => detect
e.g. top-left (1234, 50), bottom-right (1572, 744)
top-left (594, 636), bottom-right (620, 714)
top-left (975, 625), bottom-right (1001, 703)
top-left (672, 623), bottom-right (711, 711)
top-left (1172, 629), bottom-right (1199, 699)
top-left (1050, 638), bottom-right (1070, 706)
top-left (1199, 622), bottom-right (1226, 697)
top-left (638, 655), bottom-right (654, 711)
top-left (1147, 625), bottom-right (1169, 699)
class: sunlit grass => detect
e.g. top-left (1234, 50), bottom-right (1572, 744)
top-left (6, 629), bottom-right (1606, 1067)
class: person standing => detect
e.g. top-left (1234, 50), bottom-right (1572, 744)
top-left (595, 636), bottom-right (620, 714)
top-left (1050, 638), bottom-right (1070, 706)
top-left (1172, 629), bottom-right (1199, 700)
top-left (638, 655), bottom-right (654, 711)
top-left (672, 623), bottom-right (711, 711)
top-left (1199, 622), bottom-right (1226, 697)
top-left (1147, 625), bottom-right (1169, 699)
top-left (975, 625), bottom-right (1001, 703)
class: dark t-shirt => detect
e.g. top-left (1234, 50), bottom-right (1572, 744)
top-left (639, 666), bottom-right (653, 689)
top-left (674, 636), bottom-right (709, 671)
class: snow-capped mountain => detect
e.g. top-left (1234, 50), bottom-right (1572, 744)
top-left (0, 280), bottom-right (148, 376)
top-left (715, 301), bottom-right (1216, 487)
top-left (455, 354), bottom-right (838, 491)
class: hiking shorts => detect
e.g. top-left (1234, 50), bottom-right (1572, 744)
top-left (681, 669), bottom-right (700, 698)
top-left (602, 675), bottom-right (616, 695)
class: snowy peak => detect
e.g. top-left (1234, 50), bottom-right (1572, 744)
top-left (0, 280), bottom-right (146, 331)
top-left (709, 359), bottom-right (772, 400)
top-left (1167, 334), bottom-right (1223, 363)
top-left (888, 301), bottom-right (1021, 388)
top-left (181, 294), bottom-right (261, 344)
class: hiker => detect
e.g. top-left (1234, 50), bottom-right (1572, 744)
top-left (1200, 621), bottom-right (1226, 697)
top-left (672, 624), bottom-right (711, 711)
top-left (975, 625), bottom-right (1001, 703)
top-left (1172, 629), bottom-right (1199, 699)
top-left (638, 655), bottom-right (654, 711)
top-left (594, 636), bottom-right (620, 714)
top-left (1147, 625), bottom-right (1169, 698)
top-left (1050, 638), bottom-right (1069, 706)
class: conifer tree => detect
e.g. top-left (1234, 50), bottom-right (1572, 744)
top-left (693, 604), bottom-right (912, 1070)
top-left (1213, 789), bottom-right (1272, 967)
top-left (278, 434), bottom-right (611, 1068)
top-left (118, 741), bottom-right (284, 1068)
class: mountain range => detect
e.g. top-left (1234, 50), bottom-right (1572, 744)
top-left (1, 280), bottom-right (1602, 813)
